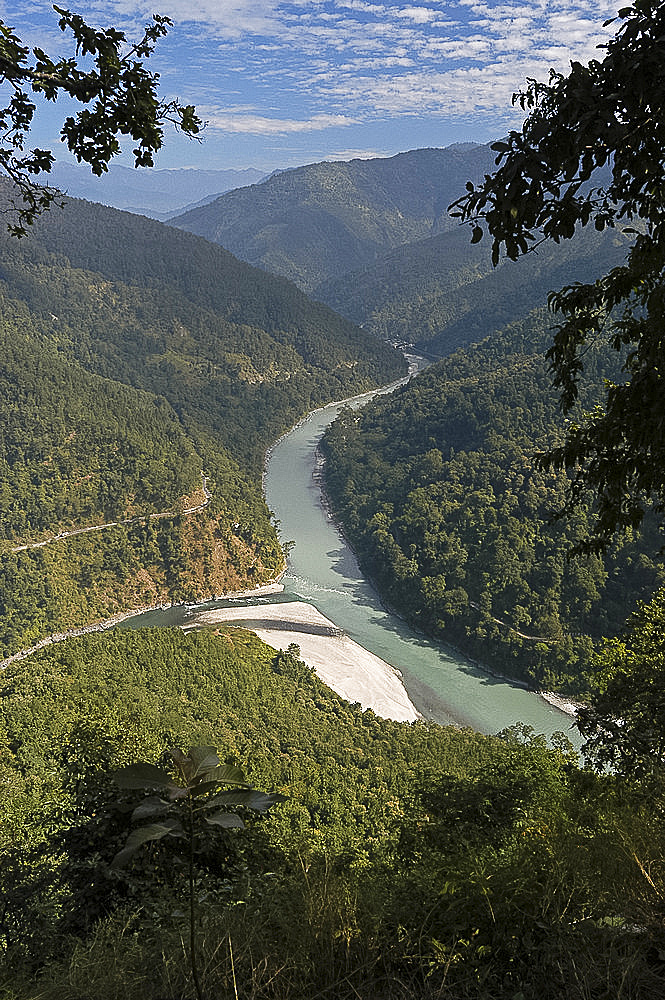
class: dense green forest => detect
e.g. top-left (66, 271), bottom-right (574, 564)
top-left (0, 180), bottom-right (403, 654)
top-left (321, 307), bottom-right (665, 693)
top-left (3, 183), bottom-right (403, 473)
top-left (2, 624), bottom-right (664, 999)
top-left (320, 219), bottom-right (629, 357)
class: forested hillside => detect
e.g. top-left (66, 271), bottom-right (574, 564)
top-left (0, 180), bottom-right (404, 654)
top-left (322, 307), bottom-right (665, 693)
top-left (320, 220), bottom-right (630, 356)
top-left (172, 145), bottom-right (496, 294)
top-left (2, 625), bottom-right (663, 999)
top-left (4, 189), bottom-right (403, 473)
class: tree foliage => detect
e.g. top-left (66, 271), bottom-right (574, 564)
top-left (451, 0), bottom-right (665, 550)
top-left (0, 6), bottom-right (201, 233)
top-left (112, 746), bottom-right (284, 868)
top-left (1, 628), bottom-right (664, 998)
top-left (577, 588), bottom-right (665, 779)
top-left (113, 745), bottom-right (284, 1000)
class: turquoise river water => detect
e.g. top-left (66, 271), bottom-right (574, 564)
top-left (123, 379), bottom-right (578, 742)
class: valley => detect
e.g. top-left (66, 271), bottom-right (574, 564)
top-left (2, 138), bottom-right (665, 1000)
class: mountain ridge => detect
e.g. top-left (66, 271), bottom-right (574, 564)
top-left (171, 145), bottom-right (497, 293)
top-left (45, 161), bottom-right (268, 219)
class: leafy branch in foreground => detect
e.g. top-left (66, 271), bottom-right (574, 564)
top-left (576, 587), bottom-right (665, 782)
top-left (450, 0), bottom-right (665, 552)
top-left (0, 6), bottom-right (202, 234)
top-left (112, 744), bottom-right (285, 1000)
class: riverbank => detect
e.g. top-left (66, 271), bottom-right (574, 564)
top-left (0, 580), bottom-right (422, 725)
top-left (263, 379), bottom-right (581, 737)
top-left (183, 601), bottom-right (421, 724)
top-left (539, 691), bottom-right (584, 718)
top-left (0, 582), bottom-right (286, 671)
top-left (314, 443), bottom-right (585, 722)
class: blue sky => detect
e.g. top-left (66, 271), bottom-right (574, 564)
top-left (3, 1), bottom-right (617, 173)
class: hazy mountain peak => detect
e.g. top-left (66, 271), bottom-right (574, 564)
top-left (44, 161), bottom-right (268, 219)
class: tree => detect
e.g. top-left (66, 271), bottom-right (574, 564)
top-left (0, 6), bottom-right (201, 234)
top-left (451, 0), bottom-right (665, 552)
top-left (576, 589), bottom-right (665, 780)
top-left (112, 744), bottom-right (285, 1000)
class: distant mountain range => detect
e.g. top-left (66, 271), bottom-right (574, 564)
top-left (45, 161), bottom-right (268, 219)
top-left (170, 144), bottom-right (627, 356)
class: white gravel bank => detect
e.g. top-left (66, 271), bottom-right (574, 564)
top-left (186, 601), bottom-right (420, 723)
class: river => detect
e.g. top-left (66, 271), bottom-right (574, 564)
top-left (123, 377), bottom-right (577, 742)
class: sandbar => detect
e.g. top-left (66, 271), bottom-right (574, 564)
top-left (185, 601), bottom-right (420, 723)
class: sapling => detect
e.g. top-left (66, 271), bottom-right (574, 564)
top-left (112, 744), bottom-right (285, 1000)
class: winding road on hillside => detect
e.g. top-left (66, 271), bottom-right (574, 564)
top-left (9, 473), bottom-right (212, 553)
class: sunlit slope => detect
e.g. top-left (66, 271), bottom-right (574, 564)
top-left (0, 181), bottom-right (404, 653)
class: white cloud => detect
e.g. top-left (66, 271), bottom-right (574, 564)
top-left (324, 147), bottom-right (390, 159)
top-left (3, 0), bottom-right (622, 159)
top-left (63, 0), bottom-right (617, 60)
top-left (393, 7), bottom-right (441, 23)
top-left (109, 0), bottom-right (280, 33)
top-left (202, 109), bottom-right (359, 134)
top-left (337, 1), bottom-right (387, 12)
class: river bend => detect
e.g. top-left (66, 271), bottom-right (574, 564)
top-left (126, 383), bottom-right (575, 740)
